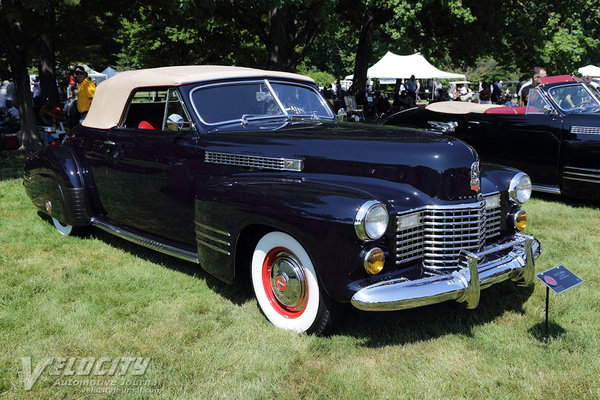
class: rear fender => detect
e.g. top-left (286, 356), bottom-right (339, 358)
top-left (24, 145), bottom-right (92, 226)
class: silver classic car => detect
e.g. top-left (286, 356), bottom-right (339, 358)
top-left (25, 66), bottom-right (541, 334)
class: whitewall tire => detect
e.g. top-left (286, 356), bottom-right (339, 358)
top-left (251, 231), bottom-right (335, 334)
top-left (52, 217), bottom-right (75, 236)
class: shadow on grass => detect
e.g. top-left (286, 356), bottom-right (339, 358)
top-left (38, 211), bottom-right (537, 345)
top-left (532, 191), bottom-right (599, 209)
top-left (335, 282), bottom-right (535, 347)
top-left (0, 150), bottom-right (28, 181)
top-left (87, 225), bottom-right (255, 306)
top-left (36, 211), bottom-right (254, 305)
top-left (528, 321), bottom-right (566, 342)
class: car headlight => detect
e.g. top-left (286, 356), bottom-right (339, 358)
top-left (509, 172), bottom-right (532, 204)
top-left (355, 201), bottom-right (389, 241)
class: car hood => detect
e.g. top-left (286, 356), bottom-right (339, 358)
top-left (200, 121), bottom-right (481, 201)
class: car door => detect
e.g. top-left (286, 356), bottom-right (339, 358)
top-left (103, 87), bottom-right (200, 245)
top-left (464, 89), bottom-right (563, 188)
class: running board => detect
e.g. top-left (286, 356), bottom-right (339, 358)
top-left (90, 217), bottom-right (199, 264)
top-left (532, 184), bottom-right (561, 194)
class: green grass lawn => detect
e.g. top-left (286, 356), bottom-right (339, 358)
top-left (1, 149), bottom-right (599, 399)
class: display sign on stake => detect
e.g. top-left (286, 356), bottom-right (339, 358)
top-left (536, 265), bottom-right (583, 342)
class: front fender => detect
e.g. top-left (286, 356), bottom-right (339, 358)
top-left (194, 175), bottom-right (418, 301)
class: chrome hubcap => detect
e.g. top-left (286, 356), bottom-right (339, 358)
top-left (270, 251), bottom-right (308, 311)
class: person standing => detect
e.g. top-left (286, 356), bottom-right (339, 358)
top-left (518, 67), bottom-right (546, 106)
top-left (74, 65), bottom-right (96, 122)
top-left (405, 75), bottom-right (417, 102)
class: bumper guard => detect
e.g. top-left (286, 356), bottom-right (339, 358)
top-left (351, 233), bottom-right (541, 311)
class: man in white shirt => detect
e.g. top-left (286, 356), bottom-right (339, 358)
top-left (518, 67), bottom-right (547, 106)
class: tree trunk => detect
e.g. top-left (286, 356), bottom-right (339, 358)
top-left (266, 5), bottom-right (297, 72)
top-left (13, 65), bottom-right (41, 152)
top-left (36, 31), bottom-right (59, 105)
top-left (0, 14), bottom-right (43, 152)
top-left (350, 11), bottom-right (375, 103)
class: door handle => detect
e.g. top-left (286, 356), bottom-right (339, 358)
top-left (104, 140), bottom-right (116, 145)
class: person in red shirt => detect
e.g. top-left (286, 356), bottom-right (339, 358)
top-left (39, 98), bottom-right (66, 127)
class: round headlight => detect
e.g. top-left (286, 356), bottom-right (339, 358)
top-left (355, 201), bottom-right (389, 241)
top-left (509, 172), bottom-right (532, 204)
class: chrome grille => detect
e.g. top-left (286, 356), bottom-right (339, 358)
top-left (205, 151), bottom-right (303, 171)
top-left (396, 199), bottom-right (501, 271)
top-left (486, 206), bottom-right (501, 239)
top-left (422, 205), bottom-right (485, 270)
top-left (396, 224), bottom-right (424, 264)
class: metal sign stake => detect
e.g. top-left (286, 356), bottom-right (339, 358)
top-left (545, 286), bottom-right (549, 343)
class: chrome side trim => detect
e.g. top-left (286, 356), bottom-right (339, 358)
top-left (90, 217), bottom-right (199, 263)
top-left (352, 233), bottom-right (541, 312)
top-left (194, 221), bottom-right (232, 256)
top-left (571, 126), bottom-right (600, 135)
top-left (563, 166), bottom-right (600, 184)
top-left (195, 221), bottom-right (231, 237)
top-left (532, 184), bottom-right (561, 194)
top-left (197, 239), bottom-right (231, 255)
top-left (205, 151), bottom-right (303, 172)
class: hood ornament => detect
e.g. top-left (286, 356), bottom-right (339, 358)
top-left (470, 161), bottom-right (480, 192)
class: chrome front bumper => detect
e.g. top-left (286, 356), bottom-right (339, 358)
top-left (351, 233), bottom-right (541, 311)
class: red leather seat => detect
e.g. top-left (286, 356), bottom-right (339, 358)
top-left (484, 106), bottom-right (527, 115)
top-left (137, 120), bottom-right (155, 129)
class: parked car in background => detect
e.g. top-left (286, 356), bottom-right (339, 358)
top-left (24, 66), bottom-right (541, 334)
top-left (384, 75), bottom-right (600, 202)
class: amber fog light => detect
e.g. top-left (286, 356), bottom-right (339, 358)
top-left (364, 248), bottom-right (385, 275)
top-left (514, 210), bottom-right (527, 231)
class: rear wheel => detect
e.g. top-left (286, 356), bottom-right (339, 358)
top-left (251, 231), bottom-right (336, 335)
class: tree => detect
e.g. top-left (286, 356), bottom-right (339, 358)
top-left (0, 1), bottom-right (43, 151)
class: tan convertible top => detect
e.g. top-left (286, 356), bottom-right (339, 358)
top-left (83, 65), bottom-right (315, 129)
top-left (425, 101), bottom-right (503, 114)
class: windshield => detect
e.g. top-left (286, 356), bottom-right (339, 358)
top-left (547, 83), bottom-right (600, 113)
top-left (190, 80), bottom-right (334, 125)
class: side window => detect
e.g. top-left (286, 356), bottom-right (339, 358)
top-left (122, 88), bottom-right (193, 131)
top-left (526, 89), bottom-right (552, 115)
top-left (164, 89), bottom-right (193, 131)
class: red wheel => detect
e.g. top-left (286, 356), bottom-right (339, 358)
top-left (251, 232), bottom-right (335, 334)
top-left (261, 247), bottom-right (310, 318)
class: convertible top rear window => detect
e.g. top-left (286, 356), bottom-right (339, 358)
top-left (190, 80), bottom-right (333, 125)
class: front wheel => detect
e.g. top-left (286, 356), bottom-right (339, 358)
top-left (251, 231), bottom-right (336, 335)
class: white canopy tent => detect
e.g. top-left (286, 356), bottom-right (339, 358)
top-left (345, 51), bottom-right (466, 80)
top-left (101, 66), bottom-right (118, 78)
top-left (578, 65), bottom-right (600, 77)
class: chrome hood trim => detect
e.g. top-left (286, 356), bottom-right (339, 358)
top-left (571, 126), bottom-right (600, 135)
top-left (205, 151), bottom-right (303, 171)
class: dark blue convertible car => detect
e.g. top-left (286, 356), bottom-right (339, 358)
top-left (24, 66), bottom-right (541, 334)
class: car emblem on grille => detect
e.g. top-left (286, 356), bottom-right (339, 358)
top-left (470, 162), bottom-right (480, 192)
